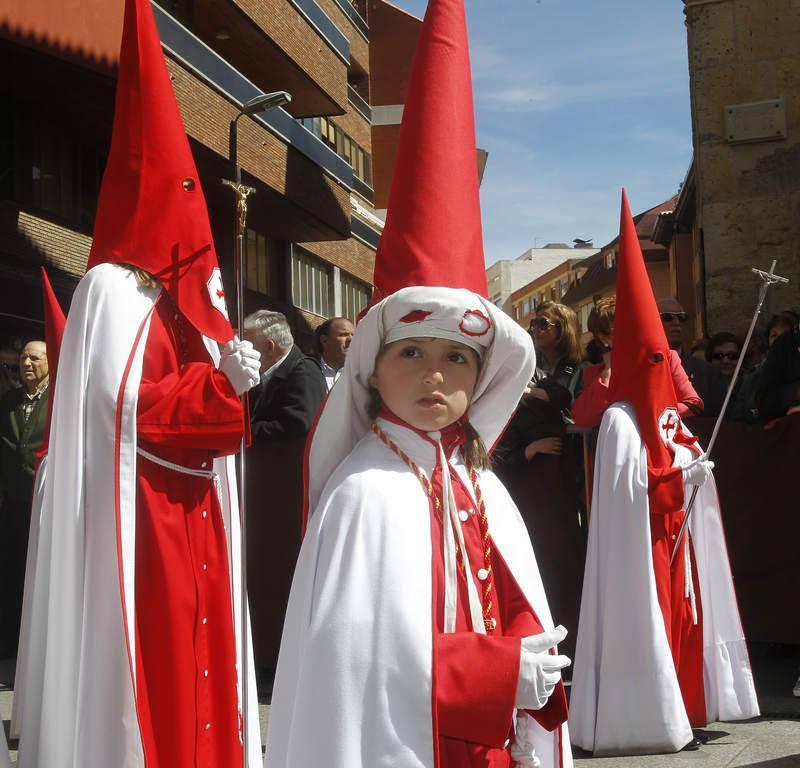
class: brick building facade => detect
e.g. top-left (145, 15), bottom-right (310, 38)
top-left (0, 0), bottom-right (421, 352)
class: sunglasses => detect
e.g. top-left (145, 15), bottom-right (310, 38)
top-left (712, 351), bottom-right (738, 361)
top-left (660, 312), bottom-right (688, 323)
top-left (530, 318), bottom-right (561, 332)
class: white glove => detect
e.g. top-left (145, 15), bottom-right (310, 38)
top-left (665, 438), bottom-right (695, 469)
top-left (515, 625), bottom-right (571, 710)
top-left (219, 337), bottom-right (261, 395)
top-left (682, 456), bottom-right (715, 487)
top-left (510, 712), bottom-right (542, 767)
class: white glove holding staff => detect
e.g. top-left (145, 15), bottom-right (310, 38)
top-left (666, 438), bottom-right (714, 487)
top-left (682, 456), bottom-right (714, 487)
top-left (219, 336), bottom-right (261, 395)
top-left (515, 625), bottom-right (571, 710)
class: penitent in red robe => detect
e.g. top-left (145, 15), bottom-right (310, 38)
top-left (415, 420), bottom-right (568, 767)
top-left (648, 427), bottom-right (707, 729)
top-left (133, 295), bottom-right (244, 767)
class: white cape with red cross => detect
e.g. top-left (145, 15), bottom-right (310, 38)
top-left (569, 403), bottom-right (759, 755)
top-left (14, 264), bottom-right (261, 768)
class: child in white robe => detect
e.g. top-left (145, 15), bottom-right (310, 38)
top-left (265, 286), bottom-right (574, 768)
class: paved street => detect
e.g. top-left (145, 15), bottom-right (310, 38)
top-left (3, 646), bottom-right (799, 766)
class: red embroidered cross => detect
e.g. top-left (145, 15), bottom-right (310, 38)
top-left (216, 288), bottom-right (225, 299)
top-left (663, 414), bottom-right (677, 439)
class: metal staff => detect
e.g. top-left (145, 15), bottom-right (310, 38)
top-left (670, 260), bottom-right (789, 565)
top-left (224, 90), bottom-right (291, 767)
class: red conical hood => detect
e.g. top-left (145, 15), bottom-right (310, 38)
top-left (40, 267), bottom-right (66, 455)
top-left (610, 190), bottom-right (684, 507)
top-left (371, 0), bottom-right (487, 304)
top-left (87, 0), bottom-right (233, 343)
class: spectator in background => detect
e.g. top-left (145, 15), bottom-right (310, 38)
top-left (658, 296), bottom-right (725, 416)
top-left (690, 337), bottom-right (710, 360)
top-left (494, 301), bottom-right (585, 662)
top-left (767, 310), bottom-right (799, 347)
top-left (244, 310), bottom-right (327, 441)
top-left (315, 316), bottom-right (354, 390)
top-left (573, 297), bottom-right (703, 428)
top-left (242, 310), bottom-right (327, 682)
top-left (707, 332), bottom-right (740, 384)
top-left (0, 340), bottom-right (49, 655)
top-left (529, 301), bottom-right (584, 410)
top-left (707, 331), bottom-right (775, 425)
top-left (0, 346), bottom-right (20, 399)
top-left (757, 320), bottom-right (800, 423)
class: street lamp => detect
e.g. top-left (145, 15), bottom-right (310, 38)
top-left (230, 91), bottom-right (292, 183)
top-left (223, 88), bottom-right (291, 768)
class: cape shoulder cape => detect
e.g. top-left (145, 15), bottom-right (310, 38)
top-left (569, 403), bottom-right (758, 756)
top-left (266, 426), bottom-right (572, 768)
top-left (17, 264), bottom-right (261, 768)
top-left (10, 456), bottom-right (48, 740)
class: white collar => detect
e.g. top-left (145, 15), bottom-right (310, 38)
top-left (262, 347), bottom-right (292, 383)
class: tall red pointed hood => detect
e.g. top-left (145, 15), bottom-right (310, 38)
top-left (39, 267), bottom-right (66, 455)
top-left (371, 0), bottom-right (487, 304)
top-left (610, 190), bottom-right (683, 492)
top-left (87, 0), bottom-right (233, 343)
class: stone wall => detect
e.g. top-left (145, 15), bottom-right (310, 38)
top-left (685, 0), bottom-right (800, 333)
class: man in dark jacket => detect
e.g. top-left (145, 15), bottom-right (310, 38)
top-left (244, 311), bottom-right (327, 442)
top-left (242, 310), bottom-right (327, 679)
top-left (0, 339), bottom-right (49, 655)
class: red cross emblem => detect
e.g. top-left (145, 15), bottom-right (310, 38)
top-left (207, 267), bottom-right (229, 320)
top-left (658, 407), bottom-right (680, 443)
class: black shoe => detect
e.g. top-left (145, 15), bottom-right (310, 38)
top-left (682, 737), bottom-right (703, 751)
top-left (692, 729), bottom-right (712, 745)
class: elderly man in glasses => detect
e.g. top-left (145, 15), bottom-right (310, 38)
top-left (657, 297), bottom-right (725, 417)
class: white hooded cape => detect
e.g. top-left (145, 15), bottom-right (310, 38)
top-left (266, 287), bottom-right (572, 768)
top-left (569, 403), bottom-right (759, 755)
top-left (16, 264), bottom-right (261, 768)
top-left (10, 453), bottom-right (47, 740)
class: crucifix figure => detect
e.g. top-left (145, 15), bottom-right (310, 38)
top-left (222, 178), bottom-right (256, 236)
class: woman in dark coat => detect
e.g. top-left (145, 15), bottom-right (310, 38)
top-left (494, 301), bottom-right (585, 661)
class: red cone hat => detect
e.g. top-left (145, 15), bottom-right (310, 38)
top-left (371, 0), bottom-right (488, 304)
top-left (39, 267), bottom-right (66, 455)
top-left (610, 190), bottom-right (684, 513)
top-left (87, 0), bottom-right (233, 343)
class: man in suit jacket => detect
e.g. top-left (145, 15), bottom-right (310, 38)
top-left (242, 311), bottom-right (327, 678)
top-left (244, 311), bottom-right (327, 441)
top-left (0, 340), bottom-right (49, 655)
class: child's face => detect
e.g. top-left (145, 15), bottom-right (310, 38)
top-left (369, 337), bottom-right (480, 431)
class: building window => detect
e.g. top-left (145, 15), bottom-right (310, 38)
top-left (580, 303), bottom-right (591, 333)
top-left (291, 246), bottom-right (332, 317)
top-left (550, 287), bottom-right (556, 301)
top-left (244, 229), bottom-right (277, 295)
top-left (513, 304), bottom-right (519, 320)
top-left (559, 276), bottom-right (569, 298)
top-left (301, 117), bottom-right (373, 187)
top-left (522, 298), bottom-right (530, 316)
top-left (341, 272), bottom-right (370, 322)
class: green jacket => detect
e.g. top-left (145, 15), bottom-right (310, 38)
top-left (0, 384), bottom-right (48, 501)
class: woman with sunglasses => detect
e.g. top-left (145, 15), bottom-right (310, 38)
top-left (493, 301), bottom-right (585, 663)
top-left (706, 332), bottom-right (740, 381)
top-left (573, 297), bottom-right (703, 427)
top-left (708, 330), bottom-right (770, 424)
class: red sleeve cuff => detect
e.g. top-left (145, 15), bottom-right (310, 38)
top-left (435, 633), bottom-right (520, 747)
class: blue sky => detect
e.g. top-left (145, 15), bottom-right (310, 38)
top-left (391, 0), bottom-right (693, 265)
